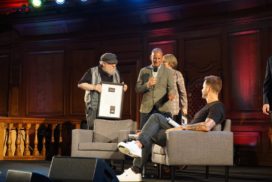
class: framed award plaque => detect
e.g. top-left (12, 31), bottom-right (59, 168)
top-left (97, 82), bottom-right (124, 119)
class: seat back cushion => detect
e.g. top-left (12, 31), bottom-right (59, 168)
top-left (94, 119), bottom-right (133, 142)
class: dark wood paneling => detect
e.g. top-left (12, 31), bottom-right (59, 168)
top-left (0, 54), bottom-right (10, 116)
top-left (184, 36), bottom-right (222, 83)
top-left (118, 59), bottom-right (139, 121)
top-left (25, 51), bottom-right (64, 116)
top-left (69, 49), bottom-right (96, 116)
top-left (148, 40), bottom-right (176, 54)
top-left (227, 30), bottom-right (270, 165)
top-left (147, 40), bottom-right (176, 67)
top-left (183, 36), bottom-right (222, 116)
top-left (229, 30), bottom-right (261, 114)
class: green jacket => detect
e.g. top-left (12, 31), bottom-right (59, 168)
top-left (135, 64), bottom-right (176, 114)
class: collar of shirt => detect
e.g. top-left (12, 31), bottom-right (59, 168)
top-left (149, 64), bottom-right (162, 71)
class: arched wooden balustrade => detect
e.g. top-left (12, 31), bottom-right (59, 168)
top-left (0, 117), bottom-right (81, 160)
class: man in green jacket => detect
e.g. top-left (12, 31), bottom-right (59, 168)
top-left (136, 48), bottom-right (176, 128)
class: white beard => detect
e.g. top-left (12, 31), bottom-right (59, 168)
top-left (102, 67), bottom-right (116, 75)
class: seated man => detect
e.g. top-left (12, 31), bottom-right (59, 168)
top-left (117, 75), bottom-right (225, 181)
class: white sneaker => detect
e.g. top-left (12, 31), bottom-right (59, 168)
top-left (117, 168), bottom-right (142, 181)
top-left (118, 141), bottom-right (142, 158)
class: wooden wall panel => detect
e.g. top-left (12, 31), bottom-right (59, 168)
top-left (8, 46), bottom-right (24, 116)
top-left (147, 40), bottom-right (176, 65)
top-left (183, 36), bottom-right (222, 116)
top-left (118, 58), bottom-right (139, 122)
top-left (0, 54), bottom-right (10, 116)
top-left (229, 30), bottom-right (261, 114)
top-left (69, 49), bottom-right (96, 116)
top-left (148, 40), bottom-right (176, 54)
top-left (25, 51), bottom-right (64, 116)
top-left (184, 36), bottom-right (222, 83)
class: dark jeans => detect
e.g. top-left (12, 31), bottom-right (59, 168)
top-left (86, 107), bottom-right (97, 130)
top-left (173, 110), bottom-right (183, 125)
top-left (140, 108), bottom-right (172, 129)
top-left (133, 113), bottom-right (173, 171)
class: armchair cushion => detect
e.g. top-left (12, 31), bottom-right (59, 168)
top-left (165, 130), bottom-right (233, 165)
top-left (93, 119), bottom-right (133, 143)
top-left (72, 119), bottom-right (134, 160)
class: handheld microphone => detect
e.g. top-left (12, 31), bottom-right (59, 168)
top-left (152, 66), bottom-right (158, 77)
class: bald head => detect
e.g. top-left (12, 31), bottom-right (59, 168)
top-left (150, 48), bottom-right (163, 67)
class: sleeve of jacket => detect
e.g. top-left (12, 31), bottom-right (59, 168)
top-left (135, 68), bottom-right (150, 93)
top-left (176, 71), bottom-right (188, 111)
top-left (167, 69), bottom-right (176, 96)
top-left (263, 57), bottom-right (272, 104)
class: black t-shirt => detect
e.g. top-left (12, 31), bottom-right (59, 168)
top-left (78, 66), bottom-right (117, 84)
top-left (190, 101), bottom-right (225, 125)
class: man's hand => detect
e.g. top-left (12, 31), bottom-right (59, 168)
top-left (122, 82), bottom-right (128, 92)
top-left (182, 109), bottom-right (188, 116)
top-left (94, 84), bottom-right (102, 93)
top-left (136, 130), bottom-right (141, 136)
top-left (124, 84), bottom-right (128, 92)
top-left (147, 77), bottom-right (157, 88)
top-left (168, 93), bottom-right (175, 101)
top-left (262, 104), bottom-right (270, 115)
top-left (166, 126), bottom-right (184, 132)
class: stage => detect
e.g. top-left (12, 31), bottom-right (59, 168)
top-left (0, 159), bottom-right (271, 182)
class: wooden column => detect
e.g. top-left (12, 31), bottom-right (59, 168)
top-left (7, 123), bottom-right (13, 157)
top-left (0, 123), bottom-right (5, 160)
top-left (24, 123), bottom-right (31, 156)
top-left (33, 123), bottom-right (40, 156)
top-left (15, 123), bottom-right (23, 156)
top-left (42, 135), bottom-right (46, 157)
top-left (58, 123), bottom-right (62, 155)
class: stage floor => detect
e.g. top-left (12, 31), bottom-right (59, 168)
top-left (0, 159), bottom-right (272, 182)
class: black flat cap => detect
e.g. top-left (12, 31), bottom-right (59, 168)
top-left (100, 53), bottom-right (118, 64)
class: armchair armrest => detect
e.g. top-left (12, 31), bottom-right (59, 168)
top-left (165, 130), bottom-right (233, 166)
top-left (71, 129), bottom-right (94, 156)
top-left (118, 130), bottom-right (130, 143)
top-left (72, 129), bottom-right (94, 143)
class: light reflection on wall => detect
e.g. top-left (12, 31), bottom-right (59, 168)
top-left (146, 7), bottom-right (177, 23)
top-left (148, 40), bottom-right (176, 54)
top-left (148, 28), bottom-right (175, 38)
top-left (230, 30), bottom-right (259, 111)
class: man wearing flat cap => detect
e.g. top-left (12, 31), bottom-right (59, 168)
top-left (78, 53), bottom-right (127, 129)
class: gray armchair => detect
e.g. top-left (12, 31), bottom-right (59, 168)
top-left (71, 119), bottom-right (134, 167)
top-left (152, 119), bottom-right (233, 182)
